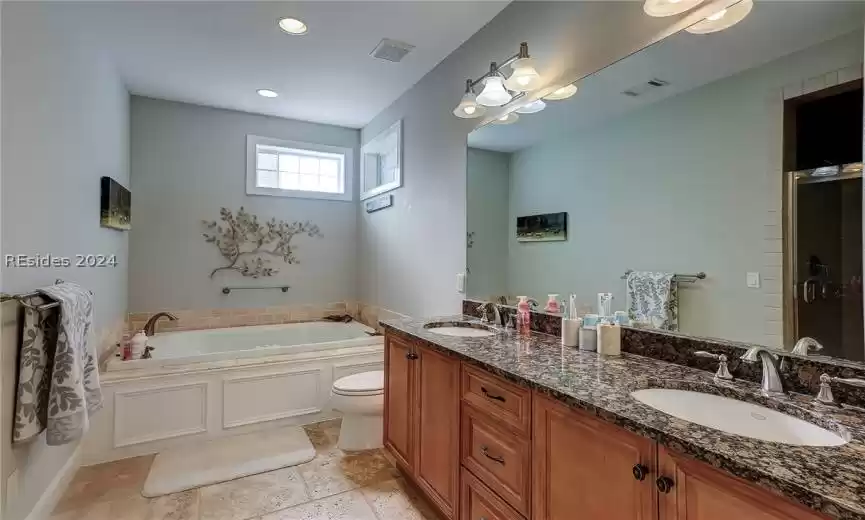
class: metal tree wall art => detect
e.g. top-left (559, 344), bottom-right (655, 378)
top-left (202, 207), bottom-right (323, 278)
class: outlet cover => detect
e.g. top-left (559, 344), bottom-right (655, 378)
top-left (746, 272), bottom-right (761, 288)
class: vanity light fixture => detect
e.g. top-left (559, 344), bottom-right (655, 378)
top-left (453, 42), bottom-right (543, 118)
top-left (278, 17), bottom-right (308, 35)
top-left (643, 0), bottom-right (706, 17)
top-left (492, 112), bottom-right (519, 125)
top-left (515, 99), bottom-right (546, 114)
top-left (543, 83), bottom-right (578, 101)
top-left (257, 89), bottom-right (279, 98)
top-left (504, 43), bottom-right (542, 92)
top-left (685, 0), bottom-right (753, 34)
top-left (477, 70), bottom-right (512, 107)
top-left (453, 80), bottom-right (487, 119)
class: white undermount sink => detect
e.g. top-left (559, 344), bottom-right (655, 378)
top-left (426, 326), bottom-right (495, 338)
top-left (630, 388), bottom-right (848, 447)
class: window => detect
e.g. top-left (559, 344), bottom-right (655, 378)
top-left (246, 135), bottom-right (353, 201)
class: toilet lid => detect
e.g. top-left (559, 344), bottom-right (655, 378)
top-left (333, 370), bottom-right (384, 395)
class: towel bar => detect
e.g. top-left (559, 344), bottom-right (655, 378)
top-left (621, 270), bottom-right (706, 283)
top-left (0, 280), bottom-right (92, 311)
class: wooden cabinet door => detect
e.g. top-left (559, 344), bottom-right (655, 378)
top-left (657, 447), bottom-right (829, 520)
top-left (414, 344), bottom-right (460, 519)
top-left (533, 393), bottom-right (657, 520)
top-left (383, 334), bottom-right (414, 470)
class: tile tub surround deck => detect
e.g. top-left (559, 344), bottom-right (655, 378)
top-left (381, 316), bottom-right (865, 520)
top-left (127, 303), bottom-right (408, 335)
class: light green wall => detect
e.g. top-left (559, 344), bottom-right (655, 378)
top-left (466, 148), bottom-right (511, 301)
top-left (507, 31), bottom-right (863, 345)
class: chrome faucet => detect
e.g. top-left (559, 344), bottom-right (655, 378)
top-left (143, 312), bottom-right (178, 336)
top-left (792, 337), bottom-right (824, 356)
top-left (740, 346), bottom-right (784, 395)
top-left (476, 302), bottom-right (500, 325)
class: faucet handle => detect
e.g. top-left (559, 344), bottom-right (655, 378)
top-left (814, 373), bottom-right (865, 406)
top-left (815, 374), bottom-right (837, 406)
top-left (694, 351), bottom-right (733, 381)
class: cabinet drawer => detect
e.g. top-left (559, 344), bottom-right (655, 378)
top-left (461, 364), bottom-right (531, 434)
top-left (461, 467), bottom-right (525, 520)
top-left (461, 403), bottom-right (531, 516)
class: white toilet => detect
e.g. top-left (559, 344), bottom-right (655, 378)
top-left (330, 370), bottom-right (385, 451)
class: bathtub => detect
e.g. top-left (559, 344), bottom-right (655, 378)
top-left (88, 320), bottom-right (384, 465)
top-left (107, 321), bottom-right (380, 371)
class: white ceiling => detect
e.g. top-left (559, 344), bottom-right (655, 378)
top-left (469, 2), bottom-right (865, 152)
top-left (62, 1), bottom-right (509, 129)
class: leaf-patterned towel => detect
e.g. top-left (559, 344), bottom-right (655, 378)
top-left (13, 282), bottom-right (102, 446)
top-left (626, 271), bottom-right (679, 332)
top-left (13, 295), bottom-right (58, 444)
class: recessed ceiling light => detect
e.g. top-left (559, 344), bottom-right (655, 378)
top-left (257, 89), bottom-right (279, 98)
top-left (643, 0), bottom-right (705, 17)
top-left (279, 17), bottom-right (308, 35)
top-left (686, 0), bottom-right (753, 34)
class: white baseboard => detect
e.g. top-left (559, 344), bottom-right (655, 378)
top-left (24, 445), bottom-right (81, 520)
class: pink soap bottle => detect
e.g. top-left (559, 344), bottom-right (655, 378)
top-left (517, 296), bottom-right (531, 335)
top-left (544, 294), bottom-right (560, 313)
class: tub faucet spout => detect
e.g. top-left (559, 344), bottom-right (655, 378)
top-left (143, 312), bottom-right (178, 336)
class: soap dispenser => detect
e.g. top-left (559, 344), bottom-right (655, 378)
top-left (517, 296), bottom-right (531, 335)
top-left (544, 294), bottom-right (560, 313)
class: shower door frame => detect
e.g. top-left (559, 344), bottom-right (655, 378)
top-left (782, 167), bottom-right (864, 349)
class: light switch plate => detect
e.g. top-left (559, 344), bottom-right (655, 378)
top-left (456, 273), bottom-right (466, 293)
top-left (746, 272), bottom-right (761, 288)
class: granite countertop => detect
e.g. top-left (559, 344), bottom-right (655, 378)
top-left (381, 315), bottom-right (865, 520)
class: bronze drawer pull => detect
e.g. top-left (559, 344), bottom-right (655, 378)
top-left (481, 387), bottom-right (506, 402)
top-left (632, 464), bottom-right (648, 481)
top-left (480, 445), bottom-right (505, 465)
top-left (656, 476), bottom-right (674, 494)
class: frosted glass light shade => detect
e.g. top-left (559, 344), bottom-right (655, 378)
top-left (504, 58), bottom-right (542, 92)
top-left (543, 84), bottom-right (578, 101)
top-left (686, 0), bottom-right (753, 34)
top-left (515, 99), bottom-right (546, 114)
top-left (643, 0), bottom-right (705, 17)
top-left (452, 92), bottom-right (486, 118)
top-left (477, 76), bottom-right (512, 107)
top-left (492, 112), bottom-right (519, 125)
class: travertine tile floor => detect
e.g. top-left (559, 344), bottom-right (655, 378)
top-left (51, 419), bottom-right (440, 520)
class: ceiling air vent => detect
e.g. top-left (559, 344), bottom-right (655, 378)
top-left (370, 38), bottom-right (415, 63)
top-left (622, 78), bottom-right (670, 97)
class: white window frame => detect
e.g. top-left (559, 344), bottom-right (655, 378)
top-left (360, 119), bottom-right (403, 201)
top-left (246, 135), bottom-right (354, 202)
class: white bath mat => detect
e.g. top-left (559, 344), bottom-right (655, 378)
top-left (142, 426), bottom-right (315, 497)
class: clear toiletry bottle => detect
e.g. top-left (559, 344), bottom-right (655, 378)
top-left (517, 296), bottom-right (531, 335)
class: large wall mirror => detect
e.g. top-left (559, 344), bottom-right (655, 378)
top-left (466, 2), bottom-right (865, 361)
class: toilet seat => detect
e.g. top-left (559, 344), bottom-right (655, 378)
top-left (332, 370), bottom-right (384, 397)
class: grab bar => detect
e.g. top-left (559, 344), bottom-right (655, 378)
top-left (221, 286), bottom-right (289, 295)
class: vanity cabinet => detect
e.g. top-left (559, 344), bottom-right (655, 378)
top-left (383, 334), bottom-right (414, 469)
top-left (532, 393), bottom-right (657, 520)
top-left (657, 447), bottom-right (828, 520)
top-left (384, 334), bottom-right (460, 519)
top-left (383, 331), bottom-right (831, 520)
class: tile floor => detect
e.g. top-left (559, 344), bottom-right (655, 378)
top-left (51, 419), bottom-right (440, 520)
